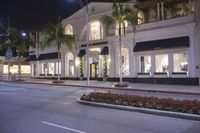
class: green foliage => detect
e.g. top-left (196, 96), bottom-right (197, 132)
top-left (103, 55), bottom-right (108, 78)
top-left (0, 27), bottom-right (35, 57)
top-left (101, 1), bottom-right (139, 36)
top-left (81, 92), bottom-right (200, 115)
top-left (79, 57), bottom-right (84, 78)
top-left (41, 18), bottom-right (75, 51)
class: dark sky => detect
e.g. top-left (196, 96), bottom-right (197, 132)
top-left (0, 0), bottom-right (124, 33)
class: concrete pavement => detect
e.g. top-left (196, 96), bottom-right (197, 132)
top-left (1, 76), bottom-right (200, 95)
top-left (0, 82), bottom-right (200, 133)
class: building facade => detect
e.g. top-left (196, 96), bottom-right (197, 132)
top-left (29, 0), bottom-right (200, 85)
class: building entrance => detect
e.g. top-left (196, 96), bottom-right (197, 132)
top-left (90, 62), bottom-right (99, 79)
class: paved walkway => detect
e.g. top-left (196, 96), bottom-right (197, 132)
top-left (1, 76), bottom-right (200, 95)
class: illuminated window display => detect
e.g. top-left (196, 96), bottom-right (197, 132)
top-left (173, 53), bottom-right (188, 72)
top-left (117, 47), bottom-right (129, 76)
top-left (48, 62), bottom-right (55, 75)
top-left (56, 62), bottom-right (61, 74)
top-left (139, 55), bottom-right (151, 73)
top-left (3, 65), bottom-right (30, 74)
top-left (155, 54), bottom-right (168, 72)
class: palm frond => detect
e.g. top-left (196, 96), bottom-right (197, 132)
top-left (101, 15), bottom-right (114, 35)
top-left (62, 35), bottom-right (76, 51)
top-left (41, 19), bottom-right (76, 51)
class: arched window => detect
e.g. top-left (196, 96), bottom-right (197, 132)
top-left (117, 47), bottom-right (130, 76)
top-left (68, 52), bottom-right (74, 61)
top-left (89, 21), bottom-right (102, 40)
top-left (66, 52), bottom-right (74, 76)
top-left (137, 11), bottom-right (145, 24)
top-left (65, 24), bottom-right (73, 35)
top-left (115, 20), bottom-right (128, 36)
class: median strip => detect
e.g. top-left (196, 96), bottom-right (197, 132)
top-left (77, 92), bottom-right (200, 121)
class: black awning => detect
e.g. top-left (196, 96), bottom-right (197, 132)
top-left (78, 49), bottom-right (86, 57)
top-left (134, 36), bottom-right (189, 52)
top-left (100, 47), bottom-right (109, 55)
top-left (38, 52), bottom-right (60, 61)
top-left (26, 55), bottom-right (37, 62)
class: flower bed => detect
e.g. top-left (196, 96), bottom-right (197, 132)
top-left (80, 92), bottom-right (200, 115)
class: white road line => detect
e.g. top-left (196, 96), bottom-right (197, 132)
top-left (0, 88), bottom-right (26, 91)
top-left (42, 121), bottom-right (87, 133)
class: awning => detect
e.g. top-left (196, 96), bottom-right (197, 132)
top-left (78, 49), bottom-right (86, 57)
top-left (133, 36), bottom-right (189, 52)
top-left (38, 52), bottom-right (60, 61)
top-left (100, 47), bottom-right (109, 55)
top-left (26, 55), bottom-right (37, 62)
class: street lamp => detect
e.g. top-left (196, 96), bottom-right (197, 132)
top-left (85, 0), bottom-right (90, 86)
top-left (70, 0), bottom-right (90, 85)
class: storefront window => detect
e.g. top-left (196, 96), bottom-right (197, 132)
top-left (48, 62), bottom-right (55, 75)
top-left (21, 65), bottom-right (30, 74)
top-left (67, 52), bottom-right (74, 76)
top-left (41, 63), bottom-right (47, 74)
top-left (117, 47), bottom-right (129, 76)
top-left (155, 54), bottom-right (168, 72)
top-left (173, 53), bottom-right (188, 72)
top-left (55, 62), bottom-right (61, 74)
top-left (89, 21), bottom-right (102, 40)
top-left (139, 55), bottom-right (151, 73)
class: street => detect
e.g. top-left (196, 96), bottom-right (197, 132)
top-left (0, 82), bottom-right (199, 133)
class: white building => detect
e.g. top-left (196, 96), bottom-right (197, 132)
top-left (29, 0), bottom-right (200, 85)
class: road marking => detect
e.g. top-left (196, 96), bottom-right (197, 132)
top-left (0, 88), bottom-right (26, 91)
top-left (42, 121), bottom-right (87, 133)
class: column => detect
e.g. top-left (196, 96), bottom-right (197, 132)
top-left (189, 0), bottom-right (192, 14)
top-left (168, 53), bottom-right (173, 78)
top-left (157, 3), bottom-right (160, 21)
top-left (161, 2), bottom-right (164, 20)
top-left (151, 55), bottom-right (155, 77)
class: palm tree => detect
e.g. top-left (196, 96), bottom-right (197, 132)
top-left (102, 0), bottom-right (138, 85)
top-left (6, 28), bottom-right (34, 80)
top-left (41, 18), bottom-right (75, 82)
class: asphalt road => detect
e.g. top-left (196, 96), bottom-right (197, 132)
top-left (0, 82), bottom-right (199, 133)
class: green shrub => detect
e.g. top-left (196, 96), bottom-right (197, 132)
top-left (81, 92), bottom-right (200, 115)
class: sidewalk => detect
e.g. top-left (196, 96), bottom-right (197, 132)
top-left (1, 77), bottom-right (199, 95)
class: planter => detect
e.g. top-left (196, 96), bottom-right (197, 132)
top-left (52, 80), bottom-right (64, 83)
top-left (103, 77), bottom-right (108, 81)
top-left (137, 73), bottom-right (151, 78)
top-left (79, 77), bottom-right (84, 80)
top-left (172, 72), bottom-right (188, 78)
top-left (113, 82), bottom-right (129, 88)
top-left (154, 72), bottom-right (168, 77)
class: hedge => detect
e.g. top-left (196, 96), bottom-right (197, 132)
top-left (81, 92), bottom-right (200, 115)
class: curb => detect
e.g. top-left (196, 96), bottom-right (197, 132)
top-left (77, 99), bottom-right (200, 121)
top-left (1, 80), bottom-right (200, 95)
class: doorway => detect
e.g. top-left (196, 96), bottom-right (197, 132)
top-left (90, 62), bottom-right (99, 79)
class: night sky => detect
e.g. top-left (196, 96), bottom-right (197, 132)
top-left (0, 0), bottom-right (125, 33)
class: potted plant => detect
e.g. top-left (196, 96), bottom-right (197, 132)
top-left (103, 55), bottom-right (108, 81)
top-left (79, 57), bottom-right (84, 80)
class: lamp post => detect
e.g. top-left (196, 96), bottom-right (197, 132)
top-left (72, 0), bottom-right (90, 85)
top-left (85, 0), bottom-right (90, 85)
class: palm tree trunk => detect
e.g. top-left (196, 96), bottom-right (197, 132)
top-left (57, 44), bottom-right (61, 82)
top-left (119, 23), bottom-right (123, 84)
top-left (8, 58), bottom-right (11, 80)
top-left (17, 53), bottom-right (21, 80)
